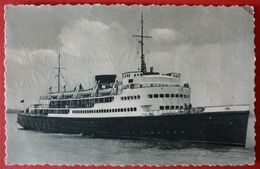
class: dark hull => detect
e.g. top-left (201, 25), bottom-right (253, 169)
top-left (17, 111), bottom-right (249, 147)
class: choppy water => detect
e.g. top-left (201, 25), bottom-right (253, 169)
top-left (6, 114), bottom-right (254, 165)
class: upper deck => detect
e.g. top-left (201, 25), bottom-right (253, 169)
top-left (122, 71), bottom-right (182, 89)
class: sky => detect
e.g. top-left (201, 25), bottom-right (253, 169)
top-left (5, 5), bottom-right (254, 109)
top-left (5, 5), bottom-right (255, 148)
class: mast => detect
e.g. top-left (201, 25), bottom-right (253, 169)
top-left (58, 53), bottom-right (61, 92)
top-left (133, 13), bottom-right (152, 73)
top-left (55, 52), bottom-right (64, 93)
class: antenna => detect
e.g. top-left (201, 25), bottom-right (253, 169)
top-left (54, 52), bottom-right (65, 93)
top-left (133, 13), bottom-right (152, 73)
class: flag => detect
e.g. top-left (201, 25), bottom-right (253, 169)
top-left (20, 100), bottom-right (24, 103)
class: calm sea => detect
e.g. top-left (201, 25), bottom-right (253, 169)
top-left (6, 114), bottom-right (254, 165)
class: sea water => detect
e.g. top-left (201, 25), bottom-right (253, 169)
top-left (6, 114), bottom-right (254, 165)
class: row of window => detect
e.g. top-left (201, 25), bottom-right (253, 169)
top-left (150, 84), bottom-right (169, 87)
top-left (123, 73), bottom-right (142, 78)
top-left (148, 93), bottom-right (190, 99)
top-left (172, 74), bottom-right (180, 78)
top-left (159, 105), bottom-right (184, 110)
top-left (121, 95), bottom-right (140, 100)
top-left (50, 97), bottom-right (114, 108)
top-left (73, 107), bottom-right (137, 114)
top-left (28, 109), bottom-right (69, 115)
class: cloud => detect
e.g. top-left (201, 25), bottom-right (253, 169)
top-left (150, 28), bottom-right (181, 43)
top-left (5, 18), bottom-right (138, 108)
top-left (59, 19), bottom-right (110, 57)
top-left (58, 19), bottom-right (132, 75)
top-left (6, 48), bottom-right (57, 65)
top-left (6, 48), bottom-right (58, 109)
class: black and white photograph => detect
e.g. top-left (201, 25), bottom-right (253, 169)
top-left (5, 5), bottom-right (255, 165)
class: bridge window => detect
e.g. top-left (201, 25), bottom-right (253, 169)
top-left (148, 94), bottom-right (153, 98)
top-left (180, 106), bottom-right (183, 110)
top-left (134, 107), bottom-right (137, 111)
top-left (137, 95), bottom-right (140, 99)
top-left (176, 94), bottom-right (179, 98)
top-left (165, 106), bottom-right (170, 110)
top-left (160, 94), bottom-right (164, 98)
top-left (171, 105), bottom-right (175, 109)
top-left (171, 94), bottom-right (174, 97)
top-left (130, 107), bottom-right (133, 111)
top-left (154, 94), bottom-right (158, 98)
top-left (184, 95), bottom-right (186, 98)
top-left (165, 94), bottom-right (169, 98)
top-left (180, 94), bottom-right (183, 98)
top-left (176, 106), bottom-right (179, 109)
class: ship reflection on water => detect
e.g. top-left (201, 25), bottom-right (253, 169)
top-left (7, 114), bottom-right (254, 165)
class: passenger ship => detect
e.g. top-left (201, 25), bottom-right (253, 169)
top-left (17, 14), bottom-right (249, 147)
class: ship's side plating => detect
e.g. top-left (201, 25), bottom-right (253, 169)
top-left (17, 109), bottom-right (249, 147)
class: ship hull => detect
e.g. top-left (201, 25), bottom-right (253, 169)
top-left (17, 111), bottom-right (249, 147)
